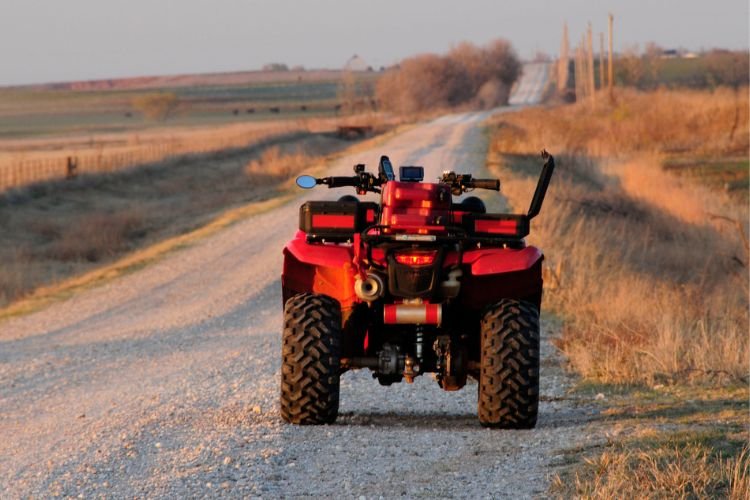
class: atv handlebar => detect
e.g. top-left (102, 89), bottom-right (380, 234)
top-left (440, 171), bottom-right (500, 195)
top-left (319, 176), bottom-right (360, 188)
top-left (317, 173), bottom-right (383, 194)
top-left (465, 179), bottom-right (500, 191)
top-left (304, 171), bottom-right (502, 196)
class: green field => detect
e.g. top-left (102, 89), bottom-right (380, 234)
top-left (0, 72), bottom-right (381, 139)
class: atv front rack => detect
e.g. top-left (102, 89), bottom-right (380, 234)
top-left (300, 151), bottom-right (555, 248)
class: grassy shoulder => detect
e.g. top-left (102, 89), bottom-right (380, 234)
top-left (486, 88), bottom-right (749, 385)
top-left (0, 123), bottom-right (410, 320)
top-left (485, 87), bottom-right (749, 496)
top-left (551, 384), bottom-right (749, 499)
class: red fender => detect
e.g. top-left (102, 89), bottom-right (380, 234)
top-left (282, 231), bottom-right (358, 310)
top-left (458, 247), bottom-right (544, 309)
top-left (285, 231), bottom-right (354, 268)
top-left (463, 246), bottom-right (543, 275)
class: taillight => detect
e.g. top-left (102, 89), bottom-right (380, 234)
top-left (394, 250), bottom-right (436, 266)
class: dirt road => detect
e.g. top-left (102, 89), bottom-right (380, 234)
top-left (509, 62), bottom-right (550, 106)
top-left (1, 64), bottom-right (600, 498)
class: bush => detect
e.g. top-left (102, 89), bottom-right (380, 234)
top-left (244, 146), bottom-right (311, 183)
top-left (131, 93), bottom-right (179, 121)
top-left (376, 39), bottom-right (521, 114)
top-left (45, 210), bottom-right (145, 263)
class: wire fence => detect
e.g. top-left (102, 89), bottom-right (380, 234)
top-left (0, 124), bottom-right (307, 192)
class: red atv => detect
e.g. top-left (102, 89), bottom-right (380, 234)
top-left (280, 151), bottom-right (555, 428)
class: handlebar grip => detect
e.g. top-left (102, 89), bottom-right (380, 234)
top-left (469, 179), bottom-right (500, 191)
top-left (324, 176), bottom-right (359, 188)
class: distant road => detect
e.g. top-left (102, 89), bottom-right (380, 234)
top-left (509, 62), bottom-right (551, 106)
top-left (0, 63), bottom-right (601, 499)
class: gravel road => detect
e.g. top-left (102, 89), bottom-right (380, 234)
top-left (509, 62), bottom-right (550, 106)
top-left (0, 64), bottom-right (601, 498)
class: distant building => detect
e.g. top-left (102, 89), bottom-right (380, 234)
top-left (660, 49), bottom-right (699, 59)
top-left (262, 63), bottom-right (289, 72)
top-left (344, 55), bottom-right (369, 72)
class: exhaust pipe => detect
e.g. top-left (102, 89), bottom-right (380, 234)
top-left (354, 273), bottom-right (385, 302)
top-left (383, 303), bottom-right (442, 325)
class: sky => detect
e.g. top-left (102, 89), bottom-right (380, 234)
top-left (0, 0), bottom-right (747, 86)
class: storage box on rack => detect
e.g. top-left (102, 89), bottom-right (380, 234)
top-left (299, 201), bottom-right (378, 239)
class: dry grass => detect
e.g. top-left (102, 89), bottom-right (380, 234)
top-left (0, 132), bottom-right (356, 308)
top-left (552, 442), bottom-right (749, 499)
top-left (493, 154), bottom-right (748, 385)
top-left (492, 87), bottom-right (749, 157)
top-left (0, 121), bottom-right (307, 188)
top-left (244, 145), bottom-right (318, 183)
top-left (487, 88), bottom-right (749, 385)
top-left (550, 384), bottom-right (749, 499)
top-left (43, 210), bottom-right (146, 263)
top-left (0, 112), bottom-right (403, 190)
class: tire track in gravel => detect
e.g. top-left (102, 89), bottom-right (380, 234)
top-left (0, 64), bottom-right (602, 498)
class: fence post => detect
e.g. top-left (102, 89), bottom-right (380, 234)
top-left (66, 156), bottom-right (78, 179)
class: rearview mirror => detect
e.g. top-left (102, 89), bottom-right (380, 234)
top-left (296, 175), bottom-right (317, 189)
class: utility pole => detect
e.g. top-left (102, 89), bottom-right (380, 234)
top-left (585, 36), bottom-right (589, 96)
top-left (599, 32), bottom-right (605, 89)
top-left (608, 13), bottom-right (614, 101)
top-left (558, 22), bottom-right (570, 96)
top-left (587, 23), bottom-right (595, 104)
top-left (574, 42), bottom-right (582, 101)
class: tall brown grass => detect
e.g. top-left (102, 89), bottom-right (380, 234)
top-left (488, 88), bottom-right (749, 385)
top-left (552, 443), bottom-right (749, 499)
top-left (0, 133), bottom-right (356, 308)
top-left (0, 113), bottom-right (403, 191)
top-left (492, 87), bottom-right (749, 157)
top-left (44, 210), bottom-right (146, 263)
top-left (244, 145), bottom-right (314, 183)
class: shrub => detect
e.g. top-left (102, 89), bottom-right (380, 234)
top-left (131, 93), bottom-right (179, 121)
top-left (376, 39), bottom-right (521, 114)
top-left (45, 210), bottom-right (145, 263)
top-left (244, 146), bottom-right (311, 183)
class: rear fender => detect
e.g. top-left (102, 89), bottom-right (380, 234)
top-left (282, 231), bottom-right (358, 311)
top-left (459, 246), bottom-right (544, 310)
top-left (464, 246), bottom-right (542, 275)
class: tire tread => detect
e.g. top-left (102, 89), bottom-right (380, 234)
top-left (478, 299), bottom-right (540, 429)
top-left (280, 293), bottom-right (341, 424)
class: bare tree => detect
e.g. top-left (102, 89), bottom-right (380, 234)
top-left (617, 45), bottom-right (645, 87)
top-left (484, 39), bottom-right (522, 89)
top-left (447, 42), bottom-right (488, 99)
top-left (643, 42), bottom-right (664, 88)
